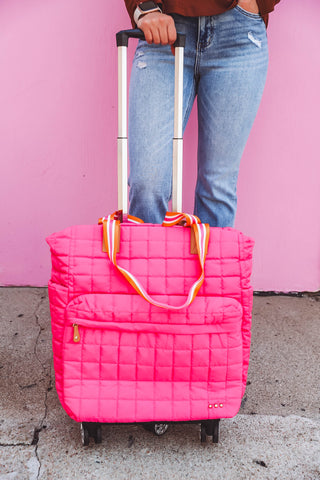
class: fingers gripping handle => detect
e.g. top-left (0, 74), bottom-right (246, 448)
top-left (116, 29), bottom-right (186, 215)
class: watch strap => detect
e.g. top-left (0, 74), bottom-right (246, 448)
top-left (133, 2), bottom-right (162, 25)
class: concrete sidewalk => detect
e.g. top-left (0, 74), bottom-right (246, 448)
top-left (0, 288), bottom-right (319, 479)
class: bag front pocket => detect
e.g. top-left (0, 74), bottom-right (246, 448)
top-left (61, 293), bottom-right (243, 423)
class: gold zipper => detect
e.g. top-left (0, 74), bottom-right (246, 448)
top-left (73, 324), bottom-right (80, 343)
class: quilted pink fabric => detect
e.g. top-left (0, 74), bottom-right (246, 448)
top-left (47, 222), bottom-right (254, 423)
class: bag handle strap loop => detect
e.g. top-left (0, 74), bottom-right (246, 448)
top-left (99, 211), bottom-right (210, 310)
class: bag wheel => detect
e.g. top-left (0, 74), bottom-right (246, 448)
top-left (154, 423), bottom-right (169, 436)
top-left (80, 422), bottom-right (102, 446)
top-left (81, 423), bottom-right (90, 446)
top-left (212, 419), bottom-right (220, 444)
top-left (142, 423), bottom-right (169, 436)
top-left (94, 424), bottom-right (102, 444)
top-left (200, 423), bottom-right (207, 443)
top-left (200, 420), bottom-right (220, 444)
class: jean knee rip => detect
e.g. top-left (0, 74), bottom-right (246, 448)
top-left (137, 60), bottom-right (147, 69)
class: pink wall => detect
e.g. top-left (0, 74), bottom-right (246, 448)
top-left (0, 0), bottom-right (319, 291)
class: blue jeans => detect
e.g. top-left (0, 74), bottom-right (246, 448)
top-left (128, 6), bottom-right (268, 226)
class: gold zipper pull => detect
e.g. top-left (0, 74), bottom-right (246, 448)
top-left (73, 324), bottom-right (80, 343)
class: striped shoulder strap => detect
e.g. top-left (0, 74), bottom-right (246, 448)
top-left (100, 211), bottom-right (210, 310)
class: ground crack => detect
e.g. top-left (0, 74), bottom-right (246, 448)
top-left (32, 291), bottom-right (52, 479)
top-left (33, 293), bottom-right (48, 371)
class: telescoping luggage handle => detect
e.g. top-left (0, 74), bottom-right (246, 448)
top-left (116, 29), bottom-right (186, 215)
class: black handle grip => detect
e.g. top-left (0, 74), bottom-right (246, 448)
top-left (116, 28), bottom-right (186, 48)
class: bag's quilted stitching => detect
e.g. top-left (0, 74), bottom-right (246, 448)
top-left (47, 223), bottom-right (254, 423)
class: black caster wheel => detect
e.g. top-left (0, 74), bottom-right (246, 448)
top-left (212, 419), bottom-right (220, 444)
top-left (154, 423), bottom-right (169, 436)
top-left (81, 423), bottom-right (90, 446)
top-left (200, 420), bottom-right (220, 444)
top-left (94, 423), bottom-right (102, 444)
top-left (80, 422), bottom-right (102, 446)
top-left (142, 423), bottom-right (169, 436)
top-left (200, 423), bottom-right (207, 443)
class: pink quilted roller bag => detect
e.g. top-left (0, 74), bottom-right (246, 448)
top-left (46, 29), bottom-right (255, 445)
top-left (46, 211), bottom-right (254, 432)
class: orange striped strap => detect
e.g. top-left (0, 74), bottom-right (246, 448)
top-left (162, 212), bottom-right (201, 227)
top-left (98, 211), bottom-right (144, 225)
top-left (100, 211), bottom-right (210, 310)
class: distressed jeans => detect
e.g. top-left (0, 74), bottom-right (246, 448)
top-left (128, 6), bottom-right (268, 226)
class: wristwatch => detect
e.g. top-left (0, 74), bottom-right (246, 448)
top-left (133, 1), bottom-right (162, 25)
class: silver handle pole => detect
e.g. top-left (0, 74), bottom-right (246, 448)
top-left (118, 46), bottom-right (128, 215)
top-left (116, 30), bottom-right (185, 216)
top-left (172, 46), bottom-right (184, 213)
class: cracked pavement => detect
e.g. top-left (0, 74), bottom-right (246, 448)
top-left (0, 288), bottom-right (51, 479)
top-left (0, 288), bottom-right (319, 479)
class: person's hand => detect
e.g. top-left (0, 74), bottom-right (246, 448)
top-left (237, 0), bottom-right (259, 14)
top-left (137, 12), bottom-right (177, 45)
